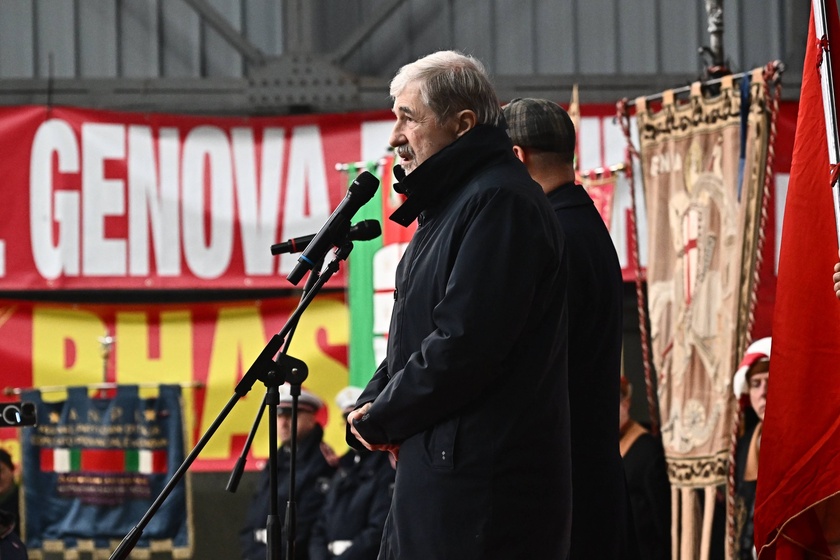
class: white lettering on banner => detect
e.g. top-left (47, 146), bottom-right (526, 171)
top-left (30, 119), bottom-right (81, 279)
top-left (232, 127), bottom-right (285, 275)
top-left (651, 151), bottom-right (683, 177)
top-left (27, 118), bottom-right (335, 281)
top-left (181, 126), bottom-right (234, 279)
top-left (83, 123), bottom-right (127, 275)
top-left (128, 126), bottom-right (182, 276)
top-left (278, 125), bottom-right (331, 274)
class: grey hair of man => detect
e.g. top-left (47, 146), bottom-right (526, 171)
top-left (389, 50), bottom-right (504, 128)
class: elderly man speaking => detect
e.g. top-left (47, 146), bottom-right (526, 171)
top-left (346, 50), bottom-right (572, 560)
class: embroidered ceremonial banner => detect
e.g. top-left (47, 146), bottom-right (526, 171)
top-left (21, 385), bottom-right (190, 558)
top-left (636, 72), bottom-right (771, 558)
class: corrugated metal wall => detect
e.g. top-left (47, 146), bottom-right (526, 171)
top-left (0, 0), bottom-right (282, 79)
top-left (0, 0), bottom-right (809, 109)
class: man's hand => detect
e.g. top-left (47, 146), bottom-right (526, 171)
top-left (347, 403), bottom-right (372, 447)
top-left (347, 403), bottom-right (400, 462)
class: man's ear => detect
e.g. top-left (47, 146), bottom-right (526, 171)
top-left (512, 145), bottom-right (527, 163)
top-left (453, 110), bottom-right (477, 137)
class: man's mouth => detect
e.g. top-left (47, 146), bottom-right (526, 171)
top-left (395, 145), bottom-right (414, 166)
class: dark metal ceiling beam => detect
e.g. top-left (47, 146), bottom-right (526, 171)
top-left (0, 72), bottom-right (802, 116)
top-left (329, 0), bottom-right (410, 65)
top-left (180, 0), bottom-right (267, 66)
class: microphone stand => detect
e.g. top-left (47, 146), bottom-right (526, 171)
top-left (228, 256), bottom-right (323, 494)
top-left (282, 372), bottom-right (307, 560)
top-left (227, 254), bottom-right (323, 560)
top-left (108, 241), bottom-right (357, 560)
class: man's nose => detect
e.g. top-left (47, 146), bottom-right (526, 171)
top-left (389, 123), bottom-right (405, 148)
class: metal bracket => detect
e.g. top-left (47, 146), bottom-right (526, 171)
top-left (247, 54), bottom-right (361, 111)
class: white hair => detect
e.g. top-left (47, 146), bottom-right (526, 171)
top-left (390, 50), bottom-right (503, 126)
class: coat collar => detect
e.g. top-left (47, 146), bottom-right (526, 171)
top-left (389, 124), bottom-right (514, 226)
top-left (546, 182), bottom-right (594, 209)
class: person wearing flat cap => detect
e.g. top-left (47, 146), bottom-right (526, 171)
top-left (240, 388), bottom-right (337, 560)
top-left (502, 98), bottom-right (635, 559)
top-left (309, 387), bottom-right (395, 560)
top-left (732, 337), bottom-right (771, 560)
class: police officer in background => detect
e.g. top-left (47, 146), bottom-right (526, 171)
top-left (309, 387), bottom-right (395, 560)
top-left (0, 448), bottom-right (26, 559)
top-left (0, 449), bottom-right (21, 537)
top-left (0, 510), bottom-right (27, 560)
top-left (240, 388), bottom-right (337, 560)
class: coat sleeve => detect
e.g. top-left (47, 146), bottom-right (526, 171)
top-left (346, 359), bottom-right (389, 449)
top-left (353, 186), bottom-right (564, 444)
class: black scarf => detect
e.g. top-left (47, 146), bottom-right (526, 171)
top-left (389, 124), bottom-right (515, 226)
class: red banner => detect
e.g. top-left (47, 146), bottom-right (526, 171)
top-left (0, 100), bottom-right (799, 473)
top-left (0, 106), bottom-right (394, 290)
top-left (0, 103), bottom-right (797, 292)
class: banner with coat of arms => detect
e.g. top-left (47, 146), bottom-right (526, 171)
top-left (21, 384), bottom-right (191, 558)
top-left (635, 70), bottom-right (771, 559)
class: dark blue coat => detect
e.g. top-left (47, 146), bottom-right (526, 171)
top-left (240, 425), bottom-right (336, 560)
top-left (0, 529), bottom-right (27, 560)
top-left (623, 429), bottom-right (671, 560)
top-left (548, 183), bottom-right (634, 559)
top-left (308, 450), bottom-right (394, 560)
top-left (350, 125), bottom-right (572, 560)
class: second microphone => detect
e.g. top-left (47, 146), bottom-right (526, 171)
top-left (271, 219), bottom-right (382, 255)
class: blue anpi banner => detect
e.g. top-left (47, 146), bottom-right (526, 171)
top-left (21, 385), bottom-right (191, 558)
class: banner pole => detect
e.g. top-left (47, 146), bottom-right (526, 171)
top-left (812, 0), bottom-right (840, 244)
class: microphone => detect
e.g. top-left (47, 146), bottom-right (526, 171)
top-left (286, 171), bottom-right (380, 285)
top-left (271, 219), bottom-right (382, 255)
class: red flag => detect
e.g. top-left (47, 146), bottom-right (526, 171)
top-left (754, 3), bottom-right (840, 558)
